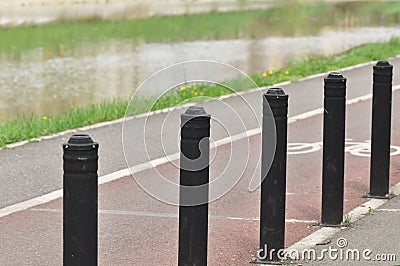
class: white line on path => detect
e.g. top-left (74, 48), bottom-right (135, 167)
top-left (378, 208), bottom-right (400, 212)
top-left (0, 75), bottom-right (399, 221)
top-left (30, 207), bottom-right (317, 223)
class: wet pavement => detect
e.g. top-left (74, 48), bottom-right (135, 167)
top-left (1, 87), bottom-right (400, 265)
top-left (1, 57), bottom-right (400, 211)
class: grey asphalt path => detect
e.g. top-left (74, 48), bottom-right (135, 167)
top-left (1, 57), bottom-right (400, 208)
top-left (4, 89), bottom-right (400, 265)
top-left (300, 196), bottom-right (400, 266)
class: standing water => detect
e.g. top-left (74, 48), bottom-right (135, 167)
top-left (0, 0), bottom-right (399, 120)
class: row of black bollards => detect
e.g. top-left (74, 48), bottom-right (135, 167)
top-left (61, 60), bottom-right (394, 265)
top-left (258, 60), bottom-right (394, 264)
top-left (320, 61), bottom-right (394, 228)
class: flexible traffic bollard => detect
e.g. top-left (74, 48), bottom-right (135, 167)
top-left (369, 61), bottom-right (393, 198)
top-left (63, 134), bottom-right (99, 266)
top-left (259, 88), bottom-right (288, 262)
top-left (178, 106), bottom-right (210, 266)
top-left (321, 72), bottom-right (347, 226)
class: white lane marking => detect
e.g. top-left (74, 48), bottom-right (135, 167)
top-left (287, 181), bottom-right (400, 257)
top-left (0, 83), bottom-right (399, 218)
top-left (377, 209), bottom-right (400, 212)
top-left (30, 207), bottom-right (316, 223)
top-left (0, 190), bottom-right (63, 218)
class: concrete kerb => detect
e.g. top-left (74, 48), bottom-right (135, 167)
top-left (286, 182), bottom-right (400, 260)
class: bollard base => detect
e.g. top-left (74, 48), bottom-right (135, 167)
top-left (362, 192), bottom-right (394, 199)
top-left (314, 221), bottom-right (342, 228)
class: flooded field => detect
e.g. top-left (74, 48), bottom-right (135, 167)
top-left (0, 0), bottom-right (273, 27)
top-left (0, 1), bottom-right (400, 120)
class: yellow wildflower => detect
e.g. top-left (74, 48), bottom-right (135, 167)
top-left (179, 87), bottom-right (185, 91)
top-left (284, 71), bottom-right (289, 75)
top-left (193, 86), bottom-right (197, 91)
top-left (262, 73), bottom-right (267, 78)
top-left (193, 92), bottom-right (198, 96)
top-left (42, 116), bottom-right (48, 120)
top-left (268, 70), bottom-right (273, 75)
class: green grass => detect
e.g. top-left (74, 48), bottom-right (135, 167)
top-left (0, 99), bottom-right (130, 147)
top-left (149, 37), bottom-right (400, 111)
top-left (1, 1), bottom-right (400, 57)
top-left (342, 214), bottom-right (352, 227)
top-left (1, 37), bottom-right (399, 147)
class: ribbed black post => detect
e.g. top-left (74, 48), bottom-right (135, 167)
top-left (369, 61), bottom-right (393, 198)
top-left (259, 88), bottom-right (288, 262)
top-left (178, 106), bottom-right (210, 266)
top-left (321, 72), bottom-right (347, 226)
top-left (63, 134), bottom-right (99, 266)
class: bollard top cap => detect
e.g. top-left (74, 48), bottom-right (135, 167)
top-left (63, 134), bottom-right (98, 150)
top-left (181, 106), bottom-right (211, 122)
top-left (264, 87), bottom-right (288, 102)
top-left (324, 72), bottom-right (347, 97)
top-left (376, 60), bottom-right (391, 67)
top-left (373, 60), bottom-right (393, 85)
top-left (266, 87), bottom-right (286, 96)
top-left (324, 72), bottom-right (346, 97)
top-left (181, 106), bottom-right (211, 125)
top-left (263, 88), bottom-right (288, 116)
top-left (326, 72), bottom-right (345, 80)
top-left (374, 61), bottom-right (393, 76)
top-left (67, 134), bottom-right (95, 145)
top-left (184, 106), bottom-right (209, 117)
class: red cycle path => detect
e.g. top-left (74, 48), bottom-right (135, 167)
top-left (1, 90), bottom-right (400, 265)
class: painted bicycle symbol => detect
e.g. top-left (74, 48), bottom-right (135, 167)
top-left (288, 139), bottom-right (400, 157)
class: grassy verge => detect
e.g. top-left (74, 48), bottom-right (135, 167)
top-left (0, 99), bottom-right (129, 146)
top-left (149, 37), bottom-right (400, 110)
top-left (1, 1), bottom-right (400, 57)
top-left (0, 37), bottom-right (399, 147)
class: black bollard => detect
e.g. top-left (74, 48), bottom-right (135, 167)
top-left (63, 134), bottom-right (99, 266)
top-left (369, 61), bottom-right (393, 198)
top-left (259, 88), bottom-right (288, 262)
top-left (178, 106), bottom-right (210, 266)
top-left (321, 72), bottom-right (347, 226)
